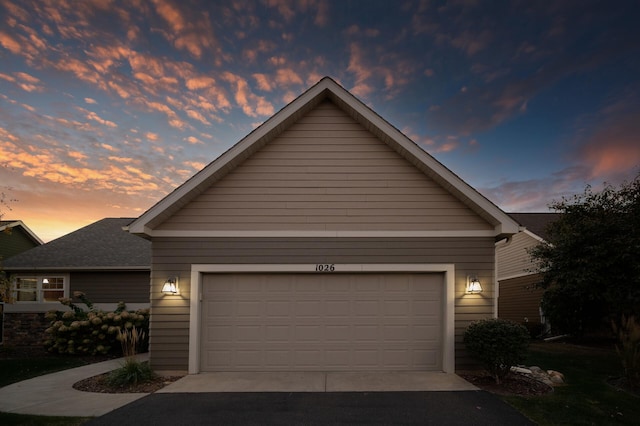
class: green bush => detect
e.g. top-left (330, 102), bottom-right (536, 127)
top-left (464, 318), bottom-right (530, 384)
top-left (43, 292), bottom-right (149, 356)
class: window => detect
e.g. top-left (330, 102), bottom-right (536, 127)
top-left (14, 276), bottom-right (67, 303)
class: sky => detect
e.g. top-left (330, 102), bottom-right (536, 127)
top-left (1, 0), bottom-right (639, 242)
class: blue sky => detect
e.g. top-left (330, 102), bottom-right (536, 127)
top-left (1, 0), bottom-right (639, 241)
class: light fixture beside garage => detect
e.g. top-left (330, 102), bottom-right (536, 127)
top-left (162, 277), bottom-right (179, 295)
top-left (466, 276), bottom-right (483, 294)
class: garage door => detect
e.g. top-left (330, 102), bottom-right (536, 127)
top-left (201, 273), bottom-right (443, 371)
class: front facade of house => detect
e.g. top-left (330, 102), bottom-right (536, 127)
top-left (2, 218), bottom-right (150, 346)
top-left (129, 78), bottom-right (519, 374)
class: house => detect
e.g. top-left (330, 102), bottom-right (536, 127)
top-left (496, 213), bottom-right (560, 331)
top-left (0, 220), bottom-right (44, 261)
top-left (1, 218), bottom-right (150, 346)
top-left (128, 77), bottom-right (520, 374)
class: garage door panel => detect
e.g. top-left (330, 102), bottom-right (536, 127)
top-left (201, 273), bottom-right (443, 371)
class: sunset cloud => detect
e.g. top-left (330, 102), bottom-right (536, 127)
top-left (576, 107), bottom-right (640, 181)
top-left (0, 0), bottom-right (636, 242)
top-left (0, 31), bottom-right (21, 54)
top-left (222, 72), bottom-right (275, 117)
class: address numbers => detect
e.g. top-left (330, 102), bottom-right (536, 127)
top-left (315, 264), bottom-right (335, 272)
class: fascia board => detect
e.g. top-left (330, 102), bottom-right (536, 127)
top-left (1, 220), bottom-right (45, 245)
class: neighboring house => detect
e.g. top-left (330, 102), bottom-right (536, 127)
top-left (128, 77), bottom-right (520, 374)
top-left (0, 220), bottom-right (44, 261)
top-left (496, 213), bottom-right (561, 330)
top-left (1, 218), bottom-right (150, 346)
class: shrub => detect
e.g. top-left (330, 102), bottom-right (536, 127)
top-left (464, 318), bottom-right (530, 384)
top-left (43, 292), bottom-right (150, 356)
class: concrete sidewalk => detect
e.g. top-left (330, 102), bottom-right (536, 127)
top-left (0, 354), bottom-right (150, 417)
top-left (0, 355), bottom-right (477, 417)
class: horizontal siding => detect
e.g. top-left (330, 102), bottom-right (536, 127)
top-left (157, 100), bottom-right (492, 233)
top-left (0, 228), bottom-right (39, 259)
top-left (149, 237), bottom-right (495, 372)
top-left (70, 271), bottom-right (149, 303)
top-left (496, 232), bottom-right (540, 279)
top-left (498, 274), bottom-right (544, 324)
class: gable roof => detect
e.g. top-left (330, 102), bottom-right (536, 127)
top-left (508, 213), bottom-right (561, 241)
top-left (3, 218), bottom-right (150, 271)
top-left (128, 77), bottom-right (519, 239)
top-left (0, 220), bottom-right (44, 246)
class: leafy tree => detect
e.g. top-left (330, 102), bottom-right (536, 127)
top-left (0, 180), bottom-right (17, 303)
top-left (529, 174), bottom-right (640, 336)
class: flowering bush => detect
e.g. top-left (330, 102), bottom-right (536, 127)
top-left (44, 291), bottom-right (150, 356)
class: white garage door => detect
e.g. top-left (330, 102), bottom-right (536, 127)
top-left (201, 273), bottom-right (443, 371)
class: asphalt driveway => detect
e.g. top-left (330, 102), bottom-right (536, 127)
top-left (86, 391), bottom-right (535, 425)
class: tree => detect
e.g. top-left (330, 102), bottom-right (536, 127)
top-left (0, 177), bottom-right (17, 303)
top-left (529, 174), bottom-right (640, 337)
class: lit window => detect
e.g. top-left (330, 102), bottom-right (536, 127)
top-left (14, 276), bottom-right (67, 303)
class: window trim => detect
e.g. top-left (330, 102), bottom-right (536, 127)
top-left (13, 274), bottom-right (69, 303)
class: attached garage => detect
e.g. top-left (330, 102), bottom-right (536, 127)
top-left (128, 77), bottom-right (519, 375)
top-left (200, 272), bottom-right (444, 372)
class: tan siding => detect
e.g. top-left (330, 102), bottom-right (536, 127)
top-left (157, 100), bottom-right (492, 233)
top-left (498, 274), bottom-right (544, 324)
top-left (149, 237), bottom-right (495, 371)
top-left (496, 232), bottom-right (540, 279)
top-left (70, 271), bottom-right (149, 303)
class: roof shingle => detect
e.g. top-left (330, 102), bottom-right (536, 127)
top-left (2, 218), bottom-right (150, 270)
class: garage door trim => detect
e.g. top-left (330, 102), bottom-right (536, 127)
top-left (189, 264), bottom-right (455, 374)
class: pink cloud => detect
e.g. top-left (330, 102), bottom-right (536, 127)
top-left (0, 31), bottom-right (21, 54)
top-left (578, 111), bottom-right (640, 180)
top-left (222, 72), bottom-right (274, 117)
top-left (264, 0), bottom-right (296, 22)
top-left (150, 0), bottom-right (219, 60)
top-left (253, 73), bottom-right (273, 91)
top-left (82, 109), bottom-right (118, 128)
top-left (275, 68), bottom-right (303, 86)
top-left (185, 136), bottom-right (203, 145)
top-left (186, 76), bottom-right (216, 90)
top-left (186, 109), bottom-right (211, 125)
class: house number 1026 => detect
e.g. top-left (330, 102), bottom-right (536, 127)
top-left (315, 264), bottom-right (335, 272)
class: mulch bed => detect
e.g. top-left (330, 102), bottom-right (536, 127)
top-left (73, 373), bottom-right (184, 393)
top-left (459, 372), bottom-right (554, 396)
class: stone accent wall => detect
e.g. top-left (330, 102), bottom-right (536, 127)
top-left (2, 312), bottom-right (48, 347)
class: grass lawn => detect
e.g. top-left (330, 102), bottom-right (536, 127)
top-left (0, 353), bottom-right (89, 387)
top-left (0, 412), bottom-right (89, 426)
top-left (504, 341), bottom-right (639, 425)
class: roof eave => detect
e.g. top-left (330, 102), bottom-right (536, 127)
top-left (0, 220), bottom-right (44, 245)
top-left (128, 77), bottom-right (520, 238)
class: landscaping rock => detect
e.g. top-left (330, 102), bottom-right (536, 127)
top-left (548, 370), bottom-right (565, 384)
top-left (510, 365), bottom-right (565, 386)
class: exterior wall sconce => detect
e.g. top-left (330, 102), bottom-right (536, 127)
top-left (466, 276), bottom-right (483, 294)
top-left (162, 277), bottom-right (179, 295)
